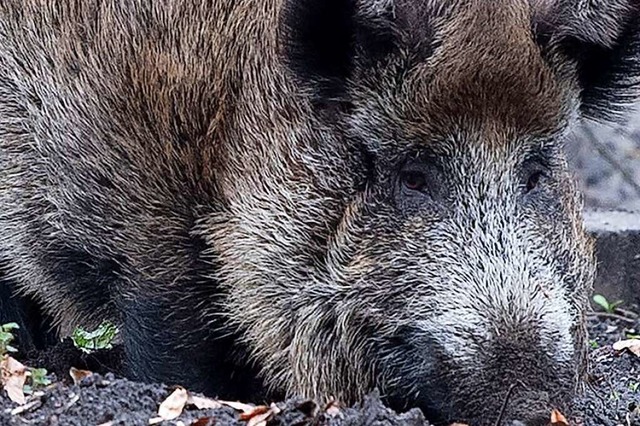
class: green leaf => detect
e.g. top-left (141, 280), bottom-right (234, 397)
top-left (0, 325), bottom-right (18, 356)
top-left (29, 368), bottom-right (51, 388)
top-left (0, 331), bottom-right (14, 342)
top-left (71, 321), bottom-right (119, 354)
top-left (610, 300), bottom-right (624, 310)
top-left (1, 323), bottom-right (20, 331)
top-left (592, 294), bottom-right (611, 312)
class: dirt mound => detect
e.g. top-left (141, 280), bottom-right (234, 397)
top-left (0, 315), bottom-right (638, 426)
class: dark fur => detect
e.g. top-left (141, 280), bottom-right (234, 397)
top-left (0, 267), bottom-right (53, 352)
top-left (1, 1), bottom-right (639, 424)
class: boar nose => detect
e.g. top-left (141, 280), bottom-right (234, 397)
top-left (502, 391), bottom-right (553, 426)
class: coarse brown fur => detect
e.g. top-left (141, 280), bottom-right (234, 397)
top-left (1, 1), bottom-right (640, 424)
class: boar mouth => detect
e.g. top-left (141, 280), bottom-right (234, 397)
top-left (378, 332), bottom-right (575, 426)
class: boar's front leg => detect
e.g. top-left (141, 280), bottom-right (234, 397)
top-left (117, 287), bottom-right (264, 400)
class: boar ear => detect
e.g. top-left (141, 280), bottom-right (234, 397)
top-left (278, 0), bottom-right (357, 100)
top-left (278, 0), bottom-right (396, 101)
top-left (544, 2), bottom-right (640, 121)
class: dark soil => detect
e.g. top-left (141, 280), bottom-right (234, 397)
top-left (1, 314), bottom-right (638, 426)
top-left (0, 374), bottom-right (427, 426)
top-left (17, 338), bottom-right (126, 383)
top-left (571, 315), bottom-right (640, 425)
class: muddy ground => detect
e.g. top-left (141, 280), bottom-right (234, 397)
top-left (0, 312), bottom-right (638, 426)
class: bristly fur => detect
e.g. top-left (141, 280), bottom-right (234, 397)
top-left (0, 0), bottom-right (639, 424)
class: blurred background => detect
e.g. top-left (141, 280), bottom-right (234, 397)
top-left (568, 106), bottom-right (640, 212)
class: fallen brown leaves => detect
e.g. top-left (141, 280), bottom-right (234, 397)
top-left (446, 408), bottom-right (571, 426)
top-left (551, 408), bottom-right (569, 425)
top-left (69, 367), bottom-right (94, 385)
top-left (157, 387), bottom-right (189, 421)
top-left (189, 394), bottom-right (224, 410)
top-left (612, 339), bottom-right (640, 357)
top-left (243, 405), bottom-right (281, 426)
top-left (150, 387), bottom-right (581, 426)
top-left (150, 387), bottom-right (284, 426)
top-left (0, 357), bottom-right (586, 426)
top-left (1, 355), bottom-right (28, 404)
top-left (325, 399), bottom-right (342, 417)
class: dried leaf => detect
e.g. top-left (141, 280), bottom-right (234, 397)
top-left (1, 355), bottom-right (28, 405)
top-left (551, 409), bottom-right (569, 425)
top-left (269, 402), bottom-right (281, 416)
top-left (187, 394), bottom-right (222, 410)
top-left (239, 405), bottom-right (270, 421)
top-left (246, 410), bottom-right (272, 426)
top-left (325, 400), bottom-right (342, 417)
top-left (612, 339), bottom-right (640, 357)
top-left (449, 423), bottom-right (470, 426)
top-left (158, 387), bottom-right (188, 420)
top-left (69, 367), bottom-right (94, 385)
top-left (218, 399), bottom-right (256, 413)
top-left (190, 418), bottom-right (215, 426)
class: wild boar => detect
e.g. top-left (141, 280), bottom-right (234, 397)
top-left (1, 0), bottom-right (639, 424)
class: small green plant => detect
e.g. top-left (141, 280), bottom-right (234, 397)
top-left (0, 323), bottom-right (51, 395)
top-left (629, 382), bottom-right (639, 393)
top-left (29, 368), bottom-right (51, 388)
top-left (593, 294), bottom-right (623, 314)
top-left (589, 340), bottom-right (599, 349)
top-left (71, 321), bottom-right (119, 354)
top-left (0, 322), bottom-right (20, 355)
top-left (626, 332), bottom-right (640, 340)
top-left (23, 368), bottom-right (52, 395)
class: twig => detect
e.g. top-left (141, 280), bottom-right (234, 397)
top-left (10, 398), bottom-right (42, 415)
top-left (581, 125), bottom-right (640, 197)
top-left (588, 312), bottom-right (637, 324)
top-left (54, 394), bottom-right (80, 415)
top-left (494, 383), bottom-right (518, 426)
top-left (614, 307), bottom-right (639, 319)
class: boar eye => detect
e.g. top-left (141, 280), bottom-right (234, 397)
top-left (521, 151), bottom-right (551, 195)
top-left (526, 170), bottom-right (543, 193)
top-left (395, 158), bottom-right (443, 210)
top-left (400, 171), bottom-right (427, 192)
top-left (522, 165), bottom-right (550, 195)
